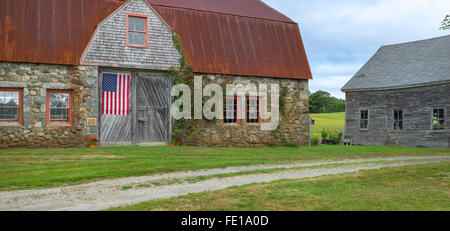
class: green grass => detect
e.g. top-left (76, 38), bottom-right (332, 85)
top-left (119, 160), bottom-right (423, 190)
top-left (310, 112), bottom-right (345, 134)
top-left (0, 145), bottom-right (449, 191)
top-left (109, 162), bottom-right (450, 211)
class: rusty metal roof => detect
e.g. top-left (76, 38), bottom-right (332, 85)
top-left (150, 3), bottom-right (312, 79)
top-left (147, 0), bottom-right (296, 23)
top-left (0, 0), bottom-right (312, 79)
top-left (0, 0), bottom-right (123, 65)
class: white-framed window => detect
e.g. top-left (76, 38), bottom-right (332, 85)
top-left (432, 108), bottom-right (445, 130)
top-left (393, 109), bottom-right (403, 130)
top-left (360, 109), bottom-right (369, 129)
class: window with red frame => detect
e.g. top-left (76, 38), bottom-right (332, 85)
top-left (0, 89), bottom-right (22, 124)
top-left (127, 14), bottom-right (148, 47)
top-left (246, 97), bottom-right (260, 124)
top-left (47, 90), bottom-right (72, 125)
top-left (224, 96), bottom-right (238, 124)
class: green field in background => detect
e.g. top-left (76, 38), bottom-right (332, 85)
top-left (310, 112), bottom-right (345, 134)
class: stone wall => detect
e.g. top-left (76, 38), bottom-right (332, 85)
top-left (0, 62), bottom-right (98, 148)
top-left (176, 74), bottom-right (310, 147)
top-left (344, 83), bottom-right (450, 149)
top-left (82, 0), bottom-right (181, 70)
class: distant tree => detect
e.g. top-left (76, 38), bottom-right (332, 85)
top-left (441, 14), bottom-right (450, 30)
top-left (309, 90), bottom-right (345, 113)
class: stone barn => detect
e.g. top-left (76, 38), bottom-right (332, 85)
top-left (342, 35), bottom-right (450, 149)
top-left (0, 0), bottom-right (312, 148)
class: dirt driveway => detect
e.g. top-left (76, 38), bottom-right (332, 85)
top-left (0, 155), bottom-right (448, 211)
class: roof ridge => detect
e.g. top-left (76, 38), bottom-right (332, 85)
top-left (253, 0), bottom-right (296, 23)
top-left (380, 34), bottom-right (450, 48)
top-left (147, 0), bottom-right (297, 24)
top-left (342, 34), bottom-right (450, 92)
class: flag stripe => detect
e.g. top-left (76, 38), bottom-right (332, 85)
top-left (106, 92), bottom-right (109, 114)
top-left (125, 75), bottom-right (130, 115)
top-left (109, 91), bottom-right (113, 115)
top-left (102, 91), bottom-right (105, 114)
top-left (102, 73), bottom-right (130, 116)
top-left (117, 74), bottom-right (121, 115)
top-left (122, 75), bottom-right (125, 115)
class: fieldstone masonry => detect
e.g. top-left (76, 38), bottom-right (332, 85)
top-left (179, 74), bottom-right (310, 147)
top-left (0, 62), bottom-right (98, 148)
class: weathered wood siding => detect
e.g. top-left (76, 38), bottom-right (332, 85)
top-left (99, 69), bottom-right (170, 146)
top-left (82, 0), bottom-right (181, 70)
top-left (344, 83), bottom-right (450, 149)
top-left (99, 70), bottom-right (134, 146)
top-left (135, 72), bottom-right (171, 144)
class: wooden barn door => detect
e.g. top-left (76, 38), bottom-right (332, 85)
top-left (99, 70), bottom-right (171, 146)
top-left (99, 72), bottom-right (134, 146)
top-left (135, 73), bottom-right (171, 145)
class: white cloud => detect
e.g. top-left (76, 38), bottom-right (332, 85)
top-left (300, 0), bottom-right (450, 44)
top-left (312, 63), bottom-right (363, 76)
top-left (309, 75), bottom-right (351, 99)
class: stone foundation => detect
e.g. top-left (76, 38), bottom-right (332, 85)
top-left (0, 62), bottom-right (98, 148)
top-left (176, 74), bottom-right (310, 147)
top-left (0, 62), bottom-right (310, 148)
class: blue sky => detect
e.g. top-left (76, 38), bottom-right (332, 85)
top-left (262, 0), bottom-right (450, 99)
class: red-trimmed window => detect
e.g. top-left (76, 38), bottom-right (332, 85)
top-left (126, 14), bottom-right (148, 48)
top-left (224, 96), bottom-right (239, 125)
top-left (47, 90), bottom-right (72, 125)
top-left (0, 88), bottom-right (23, 125)
top-left (246, 96), bottom-right (261, 125)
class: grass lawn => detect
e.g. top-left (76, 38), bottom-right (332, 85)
top-left (110, 162), bottom-right (450, 211)
top-left (0, 145), bottom-right (449, 191)
top-left (310, 112), bottom-right (345, 134)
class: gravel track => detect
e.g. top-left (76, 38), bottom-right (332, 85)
top-left (0, 155), bottom-right (448, 211)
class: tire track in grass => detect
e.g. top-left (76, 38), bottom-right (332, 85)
top-left (0, 156), bottom-right (448, 211)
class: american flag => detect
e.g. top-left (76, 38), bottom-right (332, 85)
top-left (102, 73), bottom-right (130, 115)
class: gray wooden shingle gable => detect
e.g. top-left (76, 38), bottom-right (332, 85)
top-left (342, 35), bottom-right (450, 92)
top-left (82, 0), bottom-right (181, 70)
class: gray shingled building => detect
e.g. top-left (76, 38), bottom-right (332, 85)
top-left (342, 35), bottom-right (450, 149)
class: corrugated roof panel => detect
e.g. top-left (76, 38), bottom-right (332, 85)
top-left (152, 5), bottom-right (312, 79)
top-left (0, 0), bottom-right (124, 65)
top-left (0, 0), bottom-right (312, 79)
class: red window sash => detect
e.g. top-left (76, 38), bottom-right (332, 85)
top-left (223, 96), bottom-right (240, 125)
top-left (46, 90), bottom-right (72, 125)
top-left (0, 88), bottom-right (23, 125)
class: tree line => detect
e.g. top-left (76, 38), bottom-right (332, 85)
top-left (309, 90), bottom-right (345, 113)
